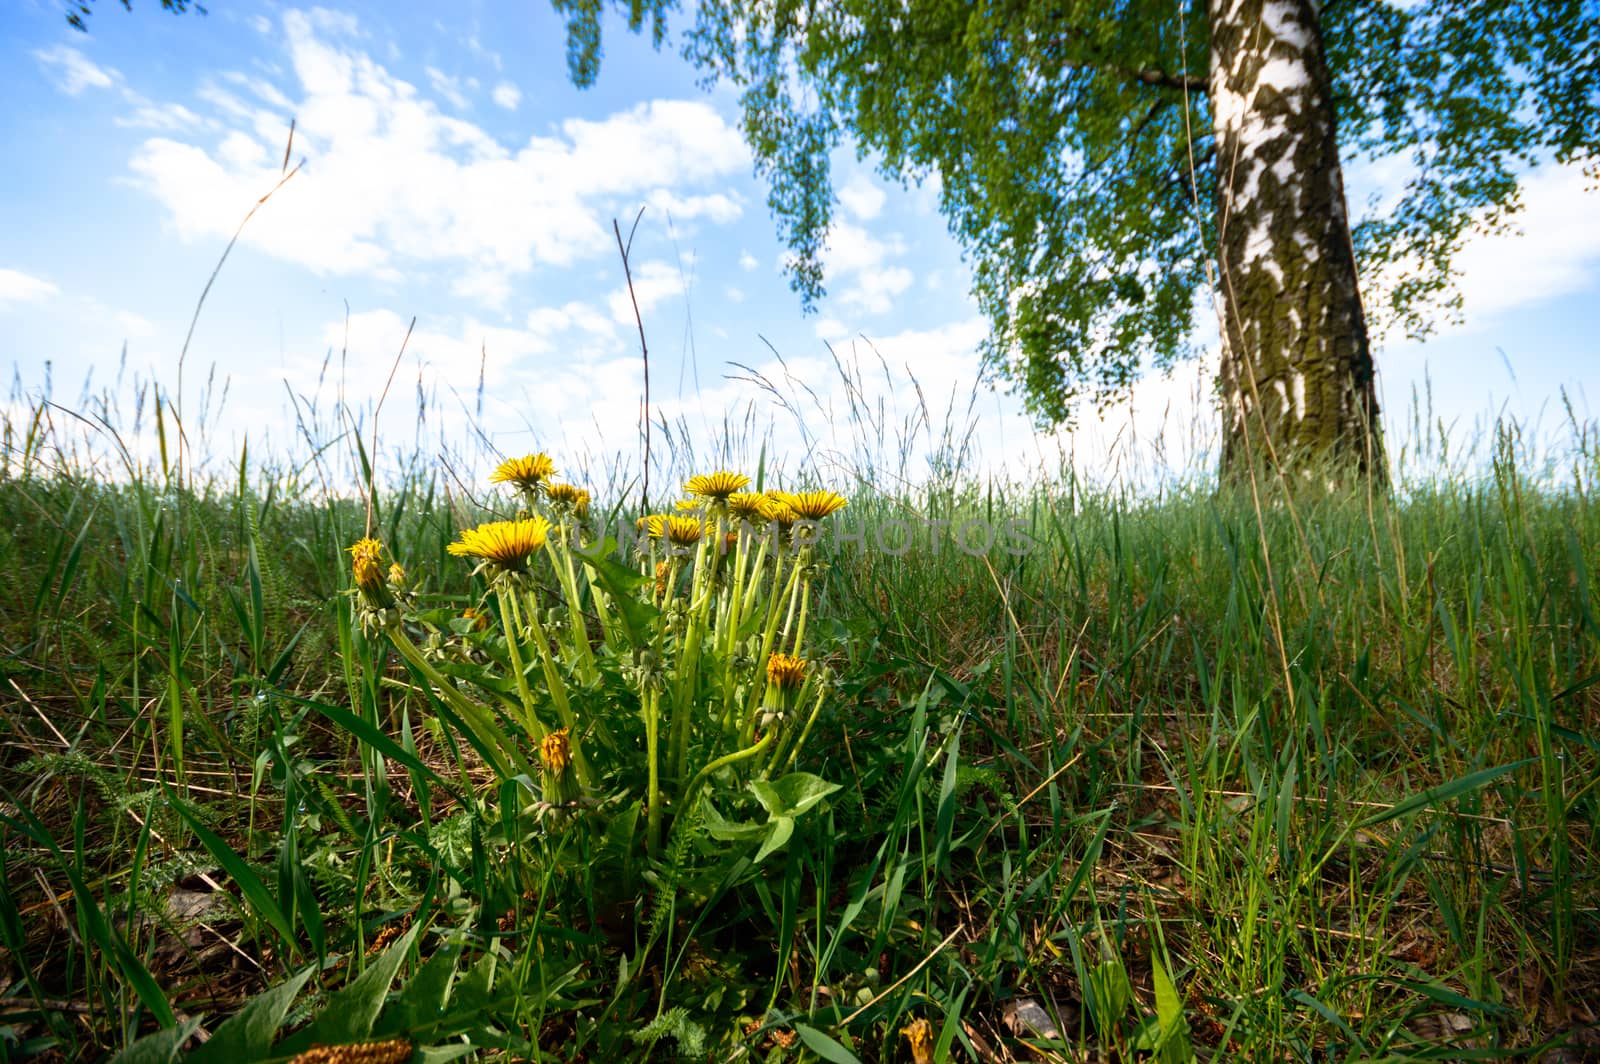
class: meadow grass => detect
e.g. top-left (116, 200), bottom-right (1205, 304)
top-left (0, 370), bottom-right (1597, 1062)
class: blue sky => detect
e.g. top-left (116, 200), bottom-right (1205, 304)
top-left (3, 0), bottom-right (1597, 490)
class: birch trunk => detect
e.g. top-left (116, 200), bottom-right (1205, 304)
top-left (1208, 0), bottom-right (1384, 483)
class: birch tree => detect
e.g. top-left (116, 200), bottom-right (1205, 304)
top-left (558, 0), bottom-right (1598, 481)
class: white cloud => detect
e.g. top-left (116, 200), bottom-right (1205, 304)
top-left (303, 8), bottom-right (361, 36)
top-left (34, 45), bottom-right (118, 95)
top-left (838, 175), bottom-right (886, 221)
top-left (842, 266), bottom-right (913, 314)
top-left (491, 81), bottom-right (522, 110)
top-left (1448, 164), bottom-right (1600, 324)
top-left (0, 269), bottom-right (61, 307)
top-left (813, 318), bottom-right (850, 342)
top-left (1361, 160), bottom-right (1600, 338)
top-left (645, 189), bottom-right (741, 224)
top-left (452, 270), bottom-right (513, 309)
top-left (126, 11), bottom-right (749, 288)
top-left (249, 14), bottom-right (273, 34)
top-left (425, 66), bottom-right (470, 110)
top-left (117, 101), bottom-right (206, 132)
top-left (114, 310), bottom-right (157, 338)
top-left (608, 260), bottom-right (686, 324)
top-left (725, 286), bottom-right (745, 304)
top-left (738, 251), bottom-right (758, 271)
top-left (222, 70), bottom-right (296, 111)
top-left (820, 222), bottom-right (915, 314)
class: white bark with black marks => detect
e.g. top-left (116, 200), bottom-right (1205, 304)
top-left (1209, 0), bottom-right (1383, 482)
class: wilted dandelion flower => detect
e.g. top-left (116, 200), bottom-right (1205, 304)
top-left (685, 471), bottom-right (750, 501)
top-left (491, 453), bottom-right (557, 496)
top-left (448, 516), bottom-right (550, 573)
top-left (540, 728), bottom-right (572, 776)
top-left (781, 490), bottom-right (848, 521)
top-left (347, 538), bottom-right (388, 595)
top-left (539, 727), bottom-right (579, 813)
top-left (766, 652), bottom-right (807, 691)
top-left (901, 1018), bottom-right (934, 1064)
top-left (654, 560), bottom-right (672, 600)
top-left (545, 482), bottom-right (590, 516)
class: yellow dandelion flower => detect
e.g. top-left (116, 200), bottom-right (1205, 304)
top-left (490, 453), bottom-right (557, 495)
top-left (545, 482), bottom-right (590, 515)
top-left (901, 1018), bottom-right (934, 1064)
top-left (781, 490), bottom-right (848, 520)
top-left (461, 607), bottom-right (488, 631)
top-left (637, 513), bottom-right (669, 539)
top-left (766, 652), bottom-right (807, 690)
top-left (447, 517), bottom-right (550, 571)
top-left (674, 498), bottom-right (706, 513)
top-left (763, 494), bottom-right (798, 530)
top-left (540, 728), bottom-right (571, 776)
top-left (347, 537), bottom-right (388, 594)
top-left (726, 492), bottom-right (771, 521)
top-left (664, 515), bottom-right (706, 547)
top-left (684, 471), bottom-right (750, 501)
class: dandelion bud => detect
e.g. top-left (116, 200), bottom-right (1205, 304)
top-left (539, 727), bottom-right (579, 811)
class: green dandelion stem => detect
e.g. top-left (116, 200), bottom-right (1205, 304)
top-left (544, 534), bottom-right (596, 682)
top-left (683, 730), bottom-right (774, 809)
top-left (745, 558), bottom-right (805, 734)
top-left (644, 686), bottom-right (663, 859)
top-left (521, 595), bottom-right (594, 790)
top-left (386, 626), bottom-right (532, 779)
top-left (494, 585), bottom-right (548, 744)
top-left (778, 679), bottom-right (828, 774)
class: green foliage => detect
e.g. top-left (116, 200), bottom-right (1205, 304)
top-left (3, 381), bottom-right (1598, 1059)
top-left (556, 0), bottom-right (1600, 424)
top-left (65, 1), bottom-right (203, 33)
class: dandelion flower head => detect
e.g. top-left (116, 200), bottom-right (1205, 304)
top-left (779, 490), bottom-right (848, 521)
top-left (448, 517), bottom-right (550, 572)
top-left (545, 482), bottom-right (590, 515)
top-left (685, 471), bottom-right (750, 501)
top-left (664, 515), bottom-right (706, 547)
top-left (491, 453), bottom-right (557, 495)
top-left (727, 492), bottom-right (771, 522)
top-left (766, 652), bottom-right (807, 690)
